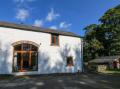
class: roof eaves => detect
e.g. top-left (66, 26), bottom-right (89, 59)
top-left (0, 21), bottom-right (82, 38)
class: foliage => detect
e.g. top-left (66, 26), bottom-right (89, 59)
top-left (84, 4), bottom-right (120, 62)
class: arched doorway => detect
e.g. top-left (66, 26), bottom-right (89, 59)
top-left (13, 41), bottom-right (39, 72)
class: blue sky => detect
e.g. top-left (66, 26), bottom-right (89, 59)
top-left (0, 0), bottom-right (119, 36)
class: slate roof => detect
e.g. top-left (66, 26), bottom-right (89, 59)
top-left (89, 56), bottom-right (120, 63)
top-left (0, 21), bottom-right (82, 38)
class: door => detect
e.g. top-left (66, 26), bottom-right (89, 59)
top-left (22, 52), bottom-right (30, 71)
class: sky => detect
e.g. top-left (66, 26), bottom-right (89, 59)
top-left (0, 0), bottom-right (119, 36)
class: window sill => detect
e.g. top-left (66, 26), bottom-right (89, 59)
top-left (51, 44), bottom-right (59, 46)
top-left (13, 69), bottom-right (38, 72)
top-left (66, 65), bottom-right (74, 67)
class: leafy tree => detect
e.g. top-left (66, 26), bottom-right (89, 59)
top-left (99, 5), bottom-right (120, 55)
top-left (84, 24), bottom-right (103, 61)
top-left (84, 4), bottom-right (120, 61)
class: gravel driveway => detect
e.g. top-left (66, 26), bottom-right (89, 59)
top-left (0, 73), bottom-right (120, 89)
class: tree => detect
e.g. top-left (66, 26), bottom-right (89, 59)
top-left (84, 24), bottom-right (103, 61)
top-left (84, 4), bottom-right (120, 61)
top-left (99, 4), bottom-right (120, 55)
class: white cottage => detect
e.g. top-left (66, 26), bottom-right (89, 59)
top-left (0, 21), bottom-right (83, 75)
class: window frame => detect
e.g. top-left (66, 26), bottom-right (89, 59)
top-left (66, 56), bottom-right (74, 66)
top-left (51, 34), bottom-right (59, 46)
top-left (13, 43), bottom-right (38, 72)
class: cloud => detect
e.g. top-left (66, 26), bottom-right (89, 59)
top-left (15, 8), bottom-right (29, 21)
top-left (33, 19), bottom-right (43, 27)
top-left (46, 8), bottom-right (60, 22)
top-left (14, 0), bottom-right (35, 3)
top-left (59, 22), bottom-right (72, 30)
top-left (49, 26), bottom-right (58, 30)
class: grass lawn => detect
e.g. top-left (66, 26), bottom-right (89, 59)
top-left (99, 69), bottom-right (120, 76)
top-left (102, 70), bottom-right (120, 73)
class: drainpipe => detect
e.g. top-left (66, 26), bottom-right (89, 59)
top-left (81, 38), bottom-right (84, 73)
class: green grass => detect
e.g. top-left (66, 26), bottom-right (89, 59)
top-left (102, 70), bottom-right (120, 73)
top-left (99, 69), bottom-right (120, 76)
top-left (107, 68), bottom-right (120, 71)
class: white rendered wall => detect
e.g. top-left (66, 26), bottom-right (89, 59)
top-left (0, 27), bottom-right (82, 75)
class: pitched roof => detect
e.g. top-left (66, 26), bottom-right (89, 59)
top-left (0, 21), bottom-right (82, 38)
top-left (89, 56), bottom-right (120, 63)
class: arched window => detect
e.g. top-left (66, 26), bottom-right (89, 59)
top-left (13, 41), bottom-right (39, 72)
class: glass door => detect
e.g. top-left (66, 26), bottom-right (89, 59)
top-left (22, 52), bottom-right (30, 71)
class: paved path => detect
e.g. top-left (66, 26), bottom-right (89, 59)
top-left (0, 73), bottom-right (120, 89)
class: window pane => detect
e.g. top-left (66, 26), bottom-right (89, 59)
top-left (51, 34), bottom-right (59, 45)
top-left (13, 52), bottom-right (21, 71)
top-left (67, 56), bottom-right (73, 66)
top-left (22, 44), bottom-right (31, 51)
top-left (22, 53), bottom-right (29, 69)
top-left (14, 44), bottom-right (21, 51)
top-left (31, 52), bottom-right (38, 70)
top-left (55, 36), bottom-right (59, 45)
top-left (52, 35), bottom-right (55, 44)
top-left (31, 45), bottom-right (38, 51)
